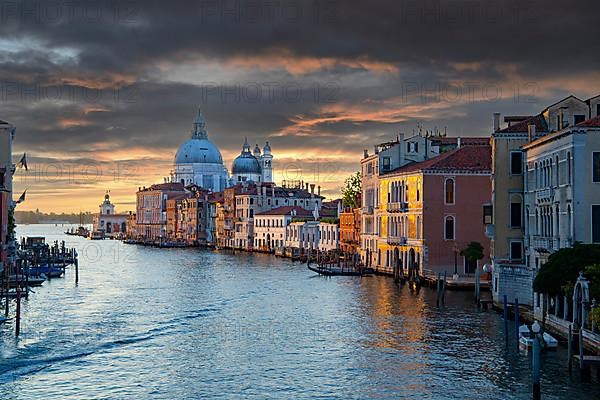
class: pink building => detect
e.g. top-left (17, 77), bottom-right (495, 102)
top-left (379, 145), bottom-right (492, 278)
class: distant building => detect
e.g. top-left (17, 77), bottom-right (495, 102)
top-left (254, 206), bottom-right (312, 252)
top-left (135, 182), bottom-right (187, 241)
top-left (93, 192), bottom-right (129, 237)
top-left (340, 207), bottom-right (361, 254)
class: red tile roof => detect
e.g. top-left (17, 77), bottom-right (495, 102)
top-left (255, 206), bottom-right (314, 216)
top-left (496, 114), bottom-right (548, 133)
top-left (575, 115), bottom-right (600, 127)
top-left (385, 145), bottom-right (491, 175)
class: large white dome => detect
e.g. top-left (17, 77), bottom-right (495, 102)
top-left (175, 138), bottom-right (223, 164)
top-left (174, 109), bottom-right (224, 165)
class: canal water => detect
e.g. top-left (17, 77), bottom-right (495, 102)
top-left (0, 224), bottom-right (598, 399)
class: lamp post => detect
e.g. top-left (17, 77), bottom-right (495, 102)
top-left (532, 320), bottom-right (541, 400)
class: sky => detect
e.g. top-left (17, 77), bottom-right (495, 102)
top-left (3, 0), bottom-right (600, 213)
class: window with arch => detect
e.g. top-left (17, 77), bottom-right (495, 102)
top-left (445, 178), bottom-right (455, 204)
top-left (444, 216), bottom-right (455, 240)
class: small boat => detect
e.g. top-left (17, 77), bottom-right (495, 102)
top-left (519, 324), bottom-right (558, 350)
top-left (89, 230), bottom-right (104, 240)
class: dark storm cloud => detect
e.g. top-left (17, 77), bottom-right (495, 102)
top-left (1, 0), bottom-right (599, 176)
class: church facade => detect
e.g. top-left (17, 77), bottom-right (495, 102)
top-left (231, 138), bottom-right (273, 184)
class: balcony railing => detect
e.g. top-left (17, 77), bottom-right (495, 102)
top-left (535, 188), bottom-right (554, 203)
top-left (386, 202), bottom-right (408, 213)
top-left (362, 206), bottom-right (374, 215)
top-left (532, 236), bottom-right (558, 252)
top-left (387, 236), bottom-right (407, 245)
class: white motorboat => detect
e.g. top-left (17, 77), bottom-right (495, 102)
top-left (519, 324), bottom-right (558, 350)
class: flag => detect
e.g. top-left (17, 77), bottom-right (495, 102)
top-left (18, 153), bottom-right (27, 171)
top-left (16, 189), bottom-right (26, 204)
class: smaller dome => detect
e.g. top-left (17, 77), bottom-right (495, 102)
top-left (232, 153), bottom-right (261, 174)
top-left (253, 144), bottom-right (261, 156)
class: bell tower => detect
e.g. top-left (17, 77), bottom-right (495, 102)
top-left (262, 141), bottom-right (273, 183)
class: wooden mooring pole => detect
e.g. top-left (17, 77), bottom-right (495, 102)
top-left (75, 256), bottom-right (79, 284)
top-left (515, 298), bottom-right (520, 343)
top-left (15, 262), bottom-right (21, 336)
top-left (567, 324), bottom-right (573, 371)
top-left (503, 295), bottom-right (508, 344)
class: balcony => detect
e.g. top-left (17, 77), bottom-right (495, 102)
top-left (387, 236), bottom-right (407, 245)
top-left (362, 206), bottom-right (374, 215)
top-left (532, 236), bottom-right (558, 252)
top-left (535, 188), bottom-right (554, 204)
top-left (386, 202), bottom-right (408, 213)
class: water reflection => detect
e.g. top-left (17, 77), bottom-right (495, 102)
top-left (0, 225), bottom-right (597, 399)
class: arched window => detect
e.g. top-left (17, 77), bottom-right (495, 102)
top-left (445, 178), bottom-right (455, 204)
top-left (444, 216), bottom-right (455, 240)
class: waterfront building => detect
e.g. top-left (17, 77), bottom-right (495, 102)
top-left (285, 219), bottom-right (339, 253)
top-left (254, 206), bottom-right (312, 252)
top-left (524, 115), bottom-right (600, 312)
top-left (489, 94), bottom-right (600, 306)
top-left (207, 192), bottom-right (224, 246)
top-left (340, 206), bottom-right (361, 254)
top-left (93, 192), bottom-right (129, 238)
top-left (233, 182), bottom-right (324, 251)
top-left (231, 138), bottom-right (274, 183)
top-left (360, 132), bottom-right (488, 267)
top-left (172, 109), bottom-right (229, 192)
top-left (377, 145), bottom-right (492, 278)
top-left (221, 184), bottom-right (244, 249)
top-left (126, 212), bottom-right (137, 239)
top-left (0, 120), bottom-right (15, 271)
top-left (135, 182), bottom-right (187, 241)
top-left (166, 194), bottom-right (187, 240)
top-left (179, 189), bottom-right (210, 245)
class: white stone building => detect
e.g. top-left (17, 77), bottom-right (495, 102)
top-left (93, 192), bottom-right (129, 237)
top-left (285, 220), bottom-right (339, 253)
top-left (254, 206), bottom-right (312, 251)
top-left (523, 115), bottom-right (600, 309)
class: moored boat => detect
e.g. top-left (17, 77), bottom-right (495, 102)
top-left (519, 324), bottom-right (558, 350)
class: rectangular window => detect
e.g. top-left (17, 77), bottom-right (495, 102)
top-left (510, 151), bottom-right (523, 175)
top-left (382, 157), bottom-right (391, 171)
top-left (483, 204), bottom-right (493, 224)
top-left (510, 241), bottom-right (523, 260)
top-left (593, 205), bottom-right (600, 243)
top-left (597, 104), bottom-right (600, 117)
top-left (593, 152), bottom-right (600, 183)
top-left (574, 114), bottom-right (586, 125)
top-left (510, 201), bottom-right (522, 228)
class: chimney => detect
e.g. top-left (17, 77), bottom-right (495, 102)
top-left (363, 149), bottom-right (369, 158)
top-left (493, 112), bottom-right (500, 132)
top-left (306, 182), bottom-right (309, 191)
top-left (457, 137), bottom-right (462, 148)
top-left (528, 123), bottom-right (536, 143)
top-left (317, 185), bottom-right (321, 196)
top-left (374, 145), bottom-right (379, 154)
top-left (310, 184), bottom-right (315, 195)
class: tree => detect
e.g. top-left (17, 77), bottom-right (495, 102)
top-left (342, 171), bottom-right (361, 208)
top-left (533, 243), bottom-right (600, 296)
top-left (460, 241), bottom-right (484, 265)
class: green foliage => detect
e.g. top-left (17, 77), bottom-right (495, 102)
top-left (590, 307), bottom-right (600, 328)
top-left (584, 264), bottom-right (600, 300)
top-left (533, 244), bottom-right (600, 296)
top-left (320, 217), bottom-right (340, 225)
top-left (460, 241), bottom-right (484, 263)
top-left (342, 171), bottom-right (361, 208)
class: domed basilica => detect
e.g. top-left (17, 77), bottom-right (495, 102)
top-left (172, 109), bottom-right (274, 191)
